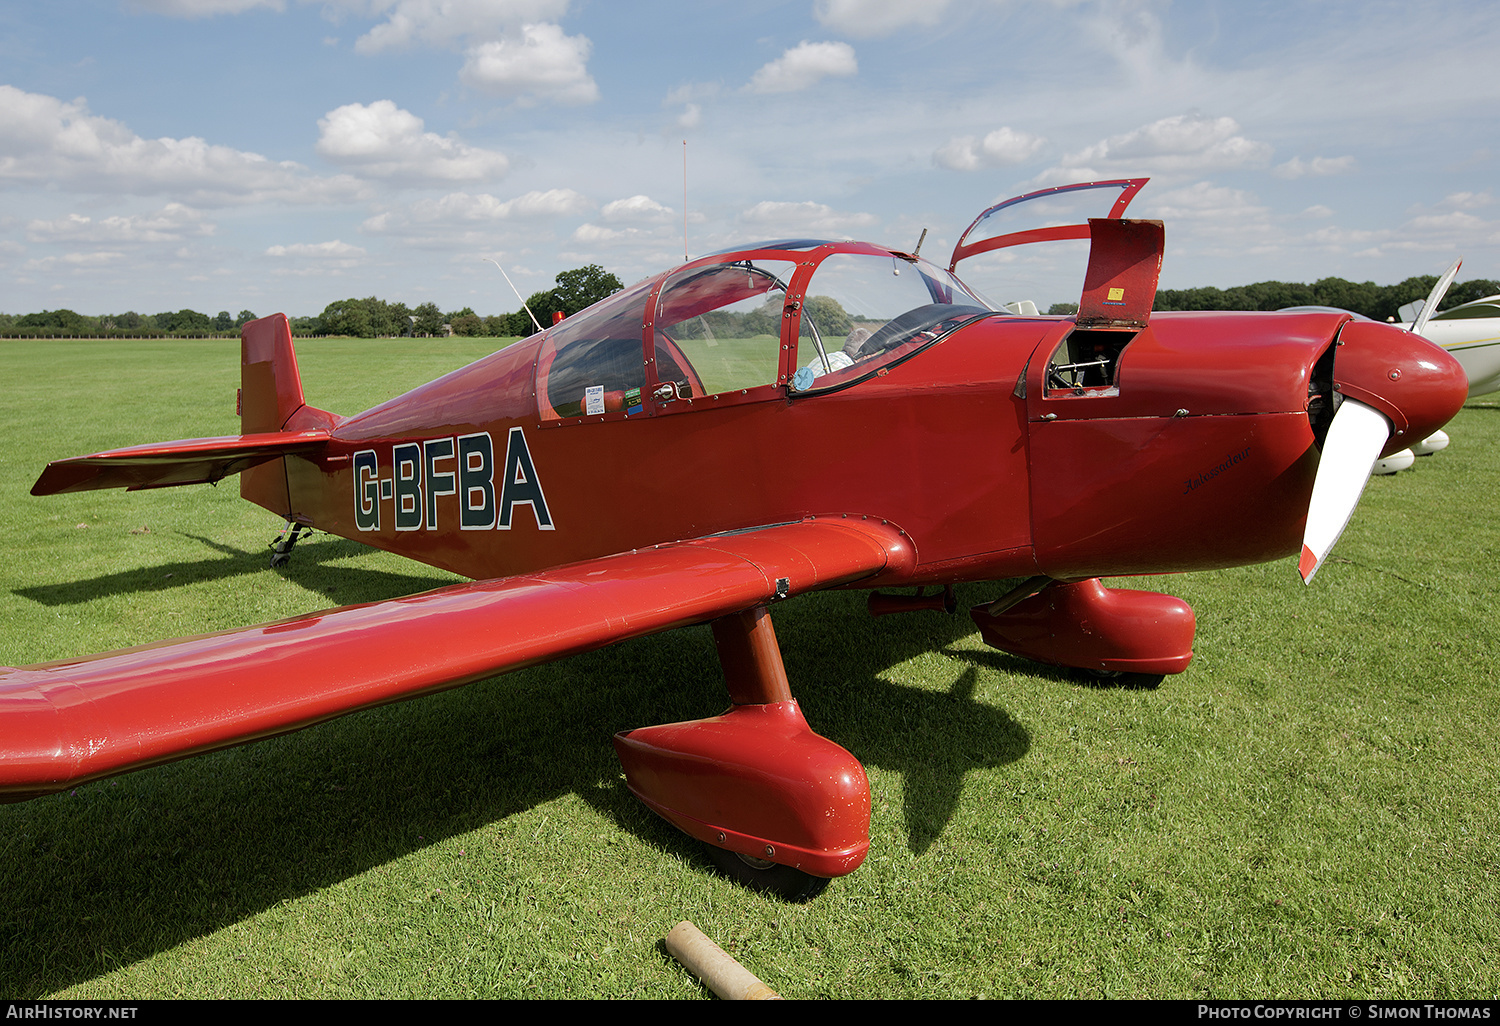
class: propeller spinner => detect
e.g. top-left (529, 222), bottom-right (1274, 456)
top-left (1299, 304), bottom-right (1469, 583)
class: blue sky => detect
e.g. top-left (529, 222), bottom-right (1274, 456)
top-left (3, 0), bottom-right (1498, 317)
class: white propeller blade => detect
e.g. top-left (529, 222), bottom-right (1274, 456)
top-left (1411, 257), bottom-right (1462, 337)
top-left (1299, 398), bottom-right (1391, 584)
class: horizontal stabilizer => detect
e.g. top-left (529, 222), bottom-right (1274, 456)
top-left (30, 430), bottom-right (331, 496)
top-left (0, 517), bottom-right (911, 801)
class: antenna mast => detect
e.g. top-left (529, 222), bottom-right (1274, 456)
top-left (482, 257), bottom-right (543, 334)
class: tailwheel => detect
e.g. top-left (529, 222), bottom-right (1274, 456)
top-left (1080, 668), bottom-right (1165, 690)
top-left (706, 845), bottom-right (830, 903)
top-left (268, 521), bottom-right (309, 568)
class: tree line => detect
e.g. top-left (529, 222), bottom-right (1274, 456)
top-left (0, 264), bottom-right (626, 340)
top-left (1150, 274), bottom-right (1500, 321)
top-left (0, 308), bottom-right (262, 338)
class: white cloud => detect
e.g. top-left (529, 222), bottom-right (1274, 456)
top-left (265, 239), bottom-right (366, 258)
top-left (26, 203), bottom-right (215, 243)
top-left (1146, 181), bottom-right (1268, 223)
top-left (348, 0), bottom-right (570, 53)
top-left (0, 85), bottom-right (359, 206)
top-left (326, 3), bottom-right (598, 108)
top-left (459, 23), bottom-right (599, 105)
top-left (363, 189), bottom-right (590, 236)
top-left (1058, 114), bottom-right (1272, 175)
top-left (1436, 191), bottom-right (1494, 211)
top-left (934, 127), bottom-right (1046, 171)
top-left (813, 0), bottom-right (949, 38)
top-left (738, 200), bottom-right (877, 234)
top-left (316, 100), bottom-right (510, 182)
top-left (571, 223), bottom-right (625, 243)
top-left (23, 251), bottom-right (128, 271)
top-left (748, 41), bottom-right (857, 94)
top-left (1404, 211), bottom-right (1487, 235)
top-left (601, 195), bottom-right (673, 223)
top-left (126, 0), bottom-right (283, 15)
top-left (1272, 155), bottom-right (1356, 179)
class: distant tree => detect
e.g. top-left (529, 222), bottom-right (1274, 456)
top-left (449, 308), bottom-right (484, 336)
top-left (317, 298), bottom-right (372, 337)
top-left (17, 309), bottom-right (91, 331)
top-left (175, 309), bottom-right (212, 332)
top-left (801, 295), bottom-right (851, 337)
top-left (483, 314), bottom-right (510, 336)
top-left (1445, 279), bottom-right (1500, 308)
top-left (750, 298), bottom-right (785, 335)
top-left (146, 308), bottom-right (211, 333)
top-left (1047, 303), bottom-right (1078, 315)
top-left (412, 302), bottom-right (444, 337)
top-left (553, 264), bottom-right (624, 317)
top-left (213, 311), bottom-right (233, 331)
top-left (235, 309), bottom-right (257, 327)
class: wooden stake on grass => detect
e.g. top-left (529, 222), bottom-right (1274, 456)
top-left (665, 920), bottom-right (781, 1000)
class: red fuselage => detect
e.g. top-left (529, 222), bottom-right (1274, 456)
top-left (268, 303), bottom-right (1431, 589)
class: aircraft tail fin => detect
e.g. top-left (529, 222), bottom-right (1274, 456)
top-left (238, 314), bottom-right (336, 517)
top-left (239, 314), bottom-right (315, 433)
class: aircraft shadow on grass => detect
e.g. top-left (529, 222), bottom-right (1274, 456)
top-left (15, 534), bottom-right (454, 610)
top-left (0, 572), bottom-right (1056, 996)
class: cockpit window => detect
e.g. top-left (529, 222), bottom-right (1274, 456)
top-left (790, 252), bottom-right (994, 392)
top-left (653, 258), bottom-right (799, 398)
top-left (535, 277), bottom-right (656, 419)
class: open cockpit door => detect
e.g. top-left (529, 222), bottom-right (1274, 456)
top-left (948, 178), bottom-right (1148, 273)
top-left (1023, 216), bottom-right (1165, 402)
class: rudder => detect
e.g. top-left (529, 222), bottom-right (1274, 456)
top-left (240, 315), bottom-right (331, 517)
top-left (240, 314), bottom-right (306, 434)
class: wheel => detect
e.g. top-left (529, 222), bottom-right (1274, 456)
top-left (269, 551), bottom-right (290, 569)
top-left (1080, 668), bottom-right (1165, 690)
top-left (705, 845), bottom-right (831, 902)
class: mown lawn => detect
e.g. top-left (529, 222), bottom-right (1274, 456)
top-left (1, 338), bottom-right (1496, 999)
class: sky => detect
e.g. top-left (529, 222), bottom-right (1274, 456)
top-left (2, 0), bottom-right (1498, 318)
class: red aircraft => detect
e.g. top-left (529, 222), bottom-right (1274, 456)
top-left (2, 180), bottom-right (1468, 899)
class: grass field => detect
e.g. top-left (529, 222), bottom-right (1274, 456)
top-left (1, 338), bottom-right (1497, 999)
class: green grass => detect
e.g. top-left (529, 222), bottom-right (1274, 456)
top-left (1, 339), bottom-right (1498, 999)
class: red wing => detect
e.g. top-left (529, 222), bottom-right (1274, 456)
top-left (0, 518), bottom-right (911, 801)
top-left (31, 430), bottom-right (331, 495)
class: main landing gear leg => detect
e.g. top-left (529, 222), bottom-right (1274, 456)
top-left (613, 605), bottom-right (869, 901)
top-left (268, 520), bottom-right (309, 568)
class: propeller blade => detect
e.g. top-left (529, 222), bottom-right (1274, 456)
top-left (1411, 257), bottom-right (1462, 337)
top-left (1299, 397), bottom-right (1391, 584)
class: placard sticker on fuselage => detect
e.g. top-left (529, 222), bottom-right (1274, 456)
top-left (584, 385), bottom-right (604, 416)
top-left (353, 427), bottom-right (553, 533)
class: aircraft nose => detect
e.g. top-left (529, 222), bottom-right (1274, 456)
top-left (1332, 319), bottom-right (1468, 457)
